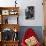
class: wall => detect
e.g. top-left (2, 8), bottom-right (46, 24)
top-left (18, 0), bottom-right (44, 26)
top-left (0, 0), bottom-right (44, 26)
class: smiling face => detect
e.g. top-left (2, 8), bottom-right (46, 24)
top-left (25, 36), bottom-right (38, 46)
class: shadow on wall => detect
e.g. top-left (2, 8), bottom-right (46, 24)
top-left (18, 26), bottom-right (44, 44)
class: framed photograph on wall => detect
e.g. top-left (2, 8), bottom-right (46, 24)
top-left (2, 10), bottom-right (9, 15)
top-left (25, 6), bottom-right (34, 19)
top-left (8, 16), bottom-right (18, 24)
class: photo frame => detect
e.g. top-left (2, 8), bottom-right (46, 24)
top-left (25, 6), bottom-right (34, 19)
top-left (2, 16), bottom-right (8, 24)
top-left (2, 10), bottom-right (9, 15)
top-left (1, 28), bottom-right (18, 41)
top-left (1, 28), bottom-right (13, 41)
top-left (2, 16), bottom-right (18, 24)
top-left (8, 16), bottom-right (18, 24)
top-left (9, 10), bottom-right (18, 15)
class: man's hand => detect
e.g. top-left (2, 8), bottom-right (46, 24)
top-left (25, 36), bottom-right (38, 46)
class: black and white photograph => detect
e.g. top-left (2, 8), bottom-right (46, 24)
top-left (25, 6), bottom-right (34, 19)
